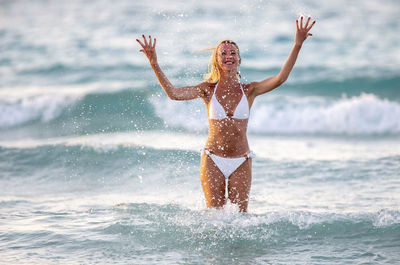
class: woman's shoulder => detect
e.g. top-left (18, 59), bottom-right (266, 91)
top-left (202, 81), bottom-right (218, 88)
top-left (199, 81), bottom-right (217, 96)
top-left (242, 81), bottom-right (258, 96)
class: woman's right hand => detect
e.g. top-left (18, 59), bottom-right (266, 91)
top-left (136, 35), bottom-right (158, 65)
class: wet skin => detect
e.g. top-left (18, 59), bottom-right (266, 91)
top-left (200, 43), bottom-right (253, 212)
top-left (137, 16), bottom-right (316, 212)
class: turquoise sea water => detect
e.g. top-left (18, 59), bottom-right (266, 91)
top-left (1, 0), bottom-right (400, 264)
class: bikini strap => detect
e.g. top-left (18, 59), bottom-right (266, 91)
top-left (213, 82), bottom-right (219, 96)
top-left (202, 148), bottom-right (255, 159)
top-left (200, 148), bottom-right (211, 156)
top-left (239, 83), bottom-right (245, 93)
top-left (214, 82), bottom-right (244, 95)
top-left (246, 151), bottom-right (256, 159)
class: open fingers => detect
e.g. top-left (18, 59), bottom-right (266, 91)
top-left (307, 20), bottom-right (316, 31)
top-left (142, 34), bottom-right (148, 46)
top-left (296, 19), bottom-right (299, 31)
top-left (304, 16), bottom-right (311, 28)
top-left (136, 38), bottom-right (145, 49)
top-left (300, 16), bottom-right (304, 29)
top-left (137, 34), bottom-right (157, 53)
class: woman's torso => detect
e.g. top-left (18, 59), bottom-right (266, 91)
top-left (203, 82), bottom-right (253, 157)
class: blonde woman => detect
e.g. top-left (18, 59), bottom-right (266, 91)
top-left (137, 17), bottom-right (315, 212)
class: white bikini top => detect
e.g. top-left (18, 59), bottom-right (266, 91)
top-left (208, 82), bottom-right (249, 120)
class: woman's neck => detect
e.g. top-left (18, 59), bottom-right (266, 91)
top-left (219, 70), bottom-right (239, 87)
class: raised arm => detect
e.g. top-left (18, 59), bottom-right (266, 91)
top-left (249, 16), bottom-right (316, 99)
top-left (136, 35), bottom-right (206, 100)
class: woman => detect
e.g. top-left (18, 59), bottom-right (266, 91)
top-left (137, 16), bottom-right (315, 212)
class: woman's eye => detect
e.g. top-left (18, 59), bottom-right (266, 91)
top-left (221, 52), bottom-right (226, 55)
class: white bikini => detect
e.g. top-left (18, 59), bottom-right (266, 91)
top-left (201, 82), bottom-right (255, 179)
top-left (209, 82), bottom-right (249, 120)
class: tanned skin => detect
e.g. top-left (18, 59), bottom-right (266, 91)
top-left (137, 16), bottom-right (315, 212)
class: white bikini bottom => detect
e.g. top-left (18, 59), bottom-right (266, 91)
top-left (201, 148), bottom-right (255, 179)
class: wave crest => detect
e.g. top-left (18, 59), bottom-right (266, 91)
top-left (153, 93), bottom-right (400, 135)
top-left (0, 93), bottom-right (77, 129)
top-left (250, 93), bottom-right (400, 134)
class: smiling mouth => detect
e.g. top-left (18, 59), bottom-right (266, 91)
top-left (225, 61), bottom-right (234, 65)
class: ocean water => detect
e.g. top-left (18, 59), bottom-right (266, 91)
top-left (1, 0), bottom-right (400, 264)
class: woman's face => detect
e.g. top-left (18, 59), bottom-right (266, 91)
top-left (217, 43), bottom-right (240, 72)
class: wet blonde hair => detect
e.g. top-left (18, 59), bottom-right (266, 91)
top-left (203, 40), bottom-right (241, 83)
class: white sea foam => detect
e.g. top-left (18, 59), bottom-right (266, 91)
top-left (0, 93), bottom-right (75, 128)
top-left (153, 93), bottom-right (400, 135)
top-left (250, 93), bottom-right (400, 134)
top-left (150, 95), bottom-right (208, 131)
top-left (0, 82), bottom-right (142, 128)
top-left (0, 131), bottom-right (204, 153)
top-left (1, 131), bottom-right (399, 162)
top-left (373, 210), bottom-right (400, 227)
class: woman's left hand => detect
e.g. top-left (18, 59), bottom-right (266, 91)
top-left (295, 16), bottom-right (316, 46)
